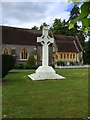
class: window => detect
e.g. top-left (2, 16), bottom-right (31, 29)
top-left (60, 53), bottom-right (62, 59)
top-left (73, 54), bottom-right (75, 59)
top-left (3, 48), bottom-right (9, 54)
top-left (64, 54), bottom-right (66, 59)
top-left (67, 54), bottom-right (69, 59)
top-left (56, 54), bottom-right (58, 60)
top-left (70, 54), bottom-right (72, 59)
top-left (20, 48), bottom-right (28, 60)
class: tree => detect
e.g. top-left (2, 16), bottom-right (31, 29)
top-left (83, 40), bottom-right (90, 64)
top-left (50, 18), bottom-right (85, 47)
top-left (68, 1), bottom-right (90, 33)
top-left (69, 4), bottom-right (80, 20)
top-left (31, 26), bottom-right (38, 30)
top-left (51, 18), bottom-right (78, 35)
top-left (68, 1), bottom-right (90, 64)
top-left (39, 22), bottom-right (48, 30)
top-left (68, 4), bottom-right (80, 30)
top-left (50, 18), bottom-right (64, 35)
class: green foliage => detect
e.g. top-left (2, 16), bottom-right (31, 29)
top-left (68, 17), bottom-right (80, 29)
top-left (50, 19), bottom-right (65, 35)
top-left (14, 56), bottom-right (37, 69)
top-left (70, 5), bottom-right (80, 19)
top-left (51, 18), bottom-right (74, 35)
top-left (14, 64), bottom-right (24, 69)
top-left (80, 2), bottom-right (89, 19)
top-left (68, 22), bottom-right (75, 30)
top-left (70, 61), bottom-right (74, 66)
top-left (83, 41), bottom-right (90, 65)
top-left (56, 61), bottom-right (65, 66)
top-left (25, 55), bottom-right (36, 69)
top-left (68, 1), bottom-right (90, 32)
top-left (31, 26), bottom-right (39, 30)
top-left (2, 54), bottom-right (15, 78)
top-left (39, 22), bottom-right (48, 30)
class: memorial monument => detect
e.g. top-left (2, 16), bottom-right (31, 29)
top-left (28, 26), bottom-right (65, 80)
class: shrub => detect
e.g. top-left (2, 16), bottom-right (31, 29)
top-left (25, 55), bottom-right (36, 69)
top-left (14, 64), bottom-right (19, 69)
top-left (56, 61), bottom-right (65, 66)
top-left (18, 64), bottom-right (24, 69)
top-left (14, 64), bottom-right (25, 69)
top-left (56, 61), bottom-right (60, 66)
top-left (2, 54), bottom-right (15, 78)
top-left (70, 61), bottom-right (74, 66)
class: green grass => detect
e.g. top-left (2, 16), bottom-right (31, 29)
top-left (2, 68), bottom-right (88, 118)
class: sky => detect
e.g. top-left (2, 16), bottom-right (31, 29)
top-left (0, 0), bottom-right (75, 29)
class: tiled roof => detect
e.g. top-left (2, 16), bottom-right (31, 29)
top-left (54, 35), bottom-right (82, 52)
top-left (54, 35), bottom-right (76, 41)
top-left (1, 26), bottom-right (82, 52)
top-left (2, 26), bottom-right (42, 46)
top-left (55, 41), bottom-right (79, 52)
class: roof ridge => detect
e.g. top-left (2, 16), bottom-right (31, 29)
top-left (54, 34), bottom-right (76, 38)
top-left (73, 40), bottom-right (79, 52)
top-left (75, 36), bottom-right (83, 51)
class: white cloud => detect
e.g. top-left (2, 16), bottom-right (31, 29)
top-left (1, 2), bottom-right (72, 29)
top-left (0, 3), bottom-right (2, 24)
top-left (45, 2), bottom-right (70, 20)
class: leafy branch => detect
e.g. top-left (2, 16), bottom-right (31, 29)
top-left (68, 0), bottom-right (90, 33)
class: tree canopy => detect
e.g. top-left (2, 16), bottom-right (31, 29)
top-left (39, 22), bottom-right (48, 30)
top-left (31, 26), bottom-right (39, 30)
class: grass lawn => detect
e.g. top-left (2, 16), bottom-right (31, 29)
top-left (2, 68), bottom-right (88, 118)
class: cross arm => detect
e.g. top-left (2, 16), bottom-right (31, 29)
top-left (37, 37), bottom-right (45, 45)
top-left (37, 37), bottom-right (43, 43)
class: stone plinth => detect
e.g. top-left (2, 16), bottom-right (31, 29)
top-left (28, 66), bottom-right (65, 80)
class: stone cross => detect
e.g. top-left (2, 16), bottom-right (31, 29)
top-left (37, 26), bottom-right (54, 66)
top-left (28, 26), bottom-right (65, 80)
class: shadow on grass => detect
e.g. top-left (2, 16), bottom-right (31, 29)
top-left (2, 69), bottom-right (34, 85)
top-left (2, 70), bottom-right (21, 84)
top-left (2, 79), bottom-right (10, 85)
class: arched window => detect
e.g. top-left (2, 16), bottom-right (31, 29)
top-left (20, 48), bottom-right (28, 60)
top-left (3, 48), bottom-right (9, 54)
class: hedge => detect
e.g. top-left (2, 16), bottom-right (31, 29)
top-left (2, 54), bottom-right (15, 78)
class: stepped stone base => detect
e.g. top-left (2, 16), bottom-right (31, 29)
top-left (28, 66), bottom-right (65, 80)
